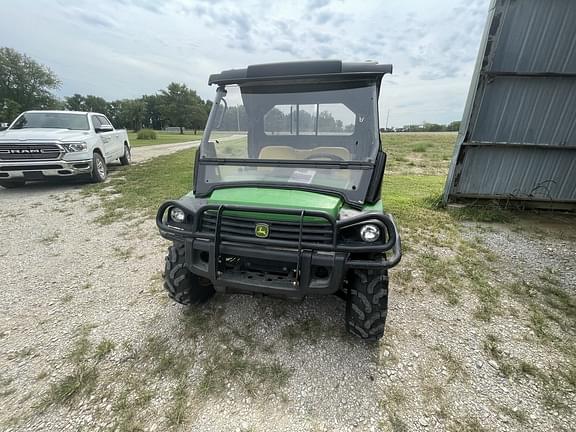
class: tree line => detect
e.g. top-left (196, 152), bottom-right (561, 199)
top-left (0, 47), bottom-right (210, 133)
top-left (382, 121), bottom-right (461, 133)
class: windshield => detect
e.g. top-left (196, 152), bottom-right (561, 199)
top-left (11, 112), bottom-right (90, 130)
top-left (201, 84), bottom-right (379, 161)
top-left (197, 83), bottom-right (380, 204)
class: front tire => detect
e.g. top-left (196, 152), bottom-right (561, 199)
top-left (90, 152), bottom-right (107, 183)
top-left (164, 243), bottom-right (215, 305)
top-left (119, 144), bottom-right (131, 166)
top-left (345, 269), bottom-right (389, 341)
top-left (0, 180), bottom-right (26, 189)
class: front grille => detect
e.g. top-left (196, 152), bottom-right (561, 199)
top-left (0, 143), bottom-right (62, 161)
top-left (201, 211), bottom-right (334, 245)
top-left (0, 164), bottom-right (62, 171)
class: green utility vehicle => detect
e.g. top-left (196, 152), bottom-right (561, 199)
top-left (156, 60), bottom-right (401, 340)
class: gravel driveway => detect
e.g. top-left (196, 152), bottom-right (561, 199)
top-left (0, 144), bottom-right (574, 432)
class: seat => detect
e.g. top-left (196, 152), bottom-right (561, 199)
top-left (257, 146), bottom-right (351, 183)
top-left (258, 146), bottom-right (351, 161)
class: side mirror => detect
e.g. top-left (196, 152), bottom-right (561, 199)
top-left (95, 124), bottom-right (114, 133)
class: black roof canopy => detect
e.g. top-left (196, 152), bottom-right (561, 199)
top-left (208, 60), bottom-right (393, 87)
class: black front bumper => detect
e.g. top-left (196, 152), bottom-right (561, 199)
top-left (157, 202), bottom-right (401, 297)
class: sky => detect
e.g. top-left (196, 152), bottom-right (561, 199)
top-left (1, 0), bottom-right (490, 128)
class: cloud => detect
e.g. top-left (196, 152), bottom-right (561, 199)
top-left (308, 0), bottom-right (331, 9)
top-left (72, 10), bottom-right (117, 29)
top-left (1, 0), bottom-right (491, 127)
top-left (115, 0), bottom-right (163, 14)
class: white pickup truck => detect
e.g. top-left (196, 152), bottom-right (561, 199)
top-left (0, 110), bottom-right (131, 188)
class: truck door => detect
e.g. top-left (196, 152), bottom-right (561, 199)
top-left (92, 115), bottom-right (116, 161)
top-left (98, 115), bottom-right (124, 159)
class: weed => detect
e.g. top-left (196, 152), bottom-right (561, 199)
top-left (40, 231), bottom-right (60, 245)
top-left (436, 347), bottom-right (468, 382)
top-left (60, 293), bottom-right (74, 303)
top-left (166, 379), bottom-right (190, 426)
top-left (416, 252), bottom-right (460, 304)
top-left (95, 340), bottom-right (115, 360)
top-left (44, 364), bottom-right (98, 406)
top-left (281, 318), bottom-right (341, 344)
top-left (483, 334), bottom-right (502, 361)
top-left (136, 336), bottom-right (189, 379)
top-left (386, 414), bottom-right (409, 432)
top-left (198, 341), bottom-right (291, 398)
top-left (449, 205), bottom-right (516, 223)
top-left (498, 405), bottom-right (528, 424)
top-left (113, 246), bottom-right (134, 260)
top-left (112, 380), bottom-right (154, 432)
top-left (36, 371), bottom-right (49, 381)
top-left (412, 143), bottom-right (428, 153)
top-left (450, 416), bottom-right (488, 432)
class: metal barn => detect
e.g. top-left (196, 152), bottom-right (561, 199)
top-left (444, 0), bottom-right (576, 209)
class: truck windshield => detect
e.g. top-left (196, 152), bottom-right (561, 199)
top-left (11, 113), bottom-right (90, 130)
top-left (197, 83), bottom-right (380, 204)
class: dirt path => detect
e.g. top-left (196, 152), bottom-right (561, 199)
top-left (0, 145), bottom-right (575, 432)
top-left (130, 134), bottom-right (246, 163)
top-left (131, 141), bottom-right (200, 163)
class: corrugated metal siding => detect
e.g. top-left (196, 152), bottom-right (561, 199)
top-left (453, 146), bottom-right (576, 201)
top-left (470, 77), bottom-right (576, 146)
top-left (445, 0), bottom-right (576, 207)
top-left (491, 0), bottom-right (576, 73)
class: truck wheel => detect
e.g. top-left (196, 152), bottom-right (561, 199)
top-left (345, 269), bottom-right (389, 341)
top-left (0, 180), bottom-right (26, 189)
top-left (90, 152), bottom-right (107, 182)
top-left (164, 243), bottom-right (215, 305)
top-left (119, 144), bottom-right (131, 166)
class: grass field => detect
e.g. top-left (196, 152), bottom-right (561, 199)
top-left (382, 132), bottom-right (456, 176)
top-left (128, 131), bottom-right (203, 147)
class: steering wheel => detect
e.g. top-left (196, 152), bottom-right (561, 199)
top-left (304, 153), bottom-right (345, 161)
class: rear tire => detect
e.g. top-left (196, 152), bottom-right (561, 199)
top-left (345, 269), bottom-right (389, 341)
top-left (90, 152), bottom-right (107, 183)
top-left (119, 144), bottom-right (131, 166)
top-left (164, 243), bottom-right (215, 305)
top-left (0, 180), bottom-right (26, 189)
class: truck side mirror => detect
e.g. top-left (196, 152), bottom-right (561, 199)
top-left (95, 124), bottom-right (114, 133)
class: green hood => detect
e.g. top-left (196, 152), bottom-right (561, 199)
top-left (207, 187), bottom-right (343, 219)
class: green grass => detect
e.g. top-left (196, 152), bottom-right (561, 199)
top-left (83, 148), bottom-right (196, 223)
top-left (382, 132), bottom-right (457, 176)
top-left (127, 131), bottom-right (203, 147)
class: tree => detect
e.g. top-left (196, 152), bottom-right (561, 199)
top-left (0, 47), bottom-right (61, 123)
top-left (65, 93), bottom-right (86, 111)
top-left (143, 94), bottom-right (162, 129)
top-left (116, 98), bottom-right (146, 131)
top-left (84, 95), bottom-right (108, 114)
top-left (159, 83), bottom-right (206, 134)
top-left (447, 120), bottom-right (461, 132)
top-left (0, 99), bottom-right (22, 125)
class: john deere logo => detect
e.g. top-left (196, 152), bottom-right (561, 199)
top-left (255, 223), bottom-right (269, 238)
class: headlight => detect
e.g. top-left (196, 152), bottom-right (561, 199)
top-left (62, 142), bottom-right (87, 152)
top-left (360, 224), bottom-right (380, 242)
top-left (170, 207), bottom-right (186, 223)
